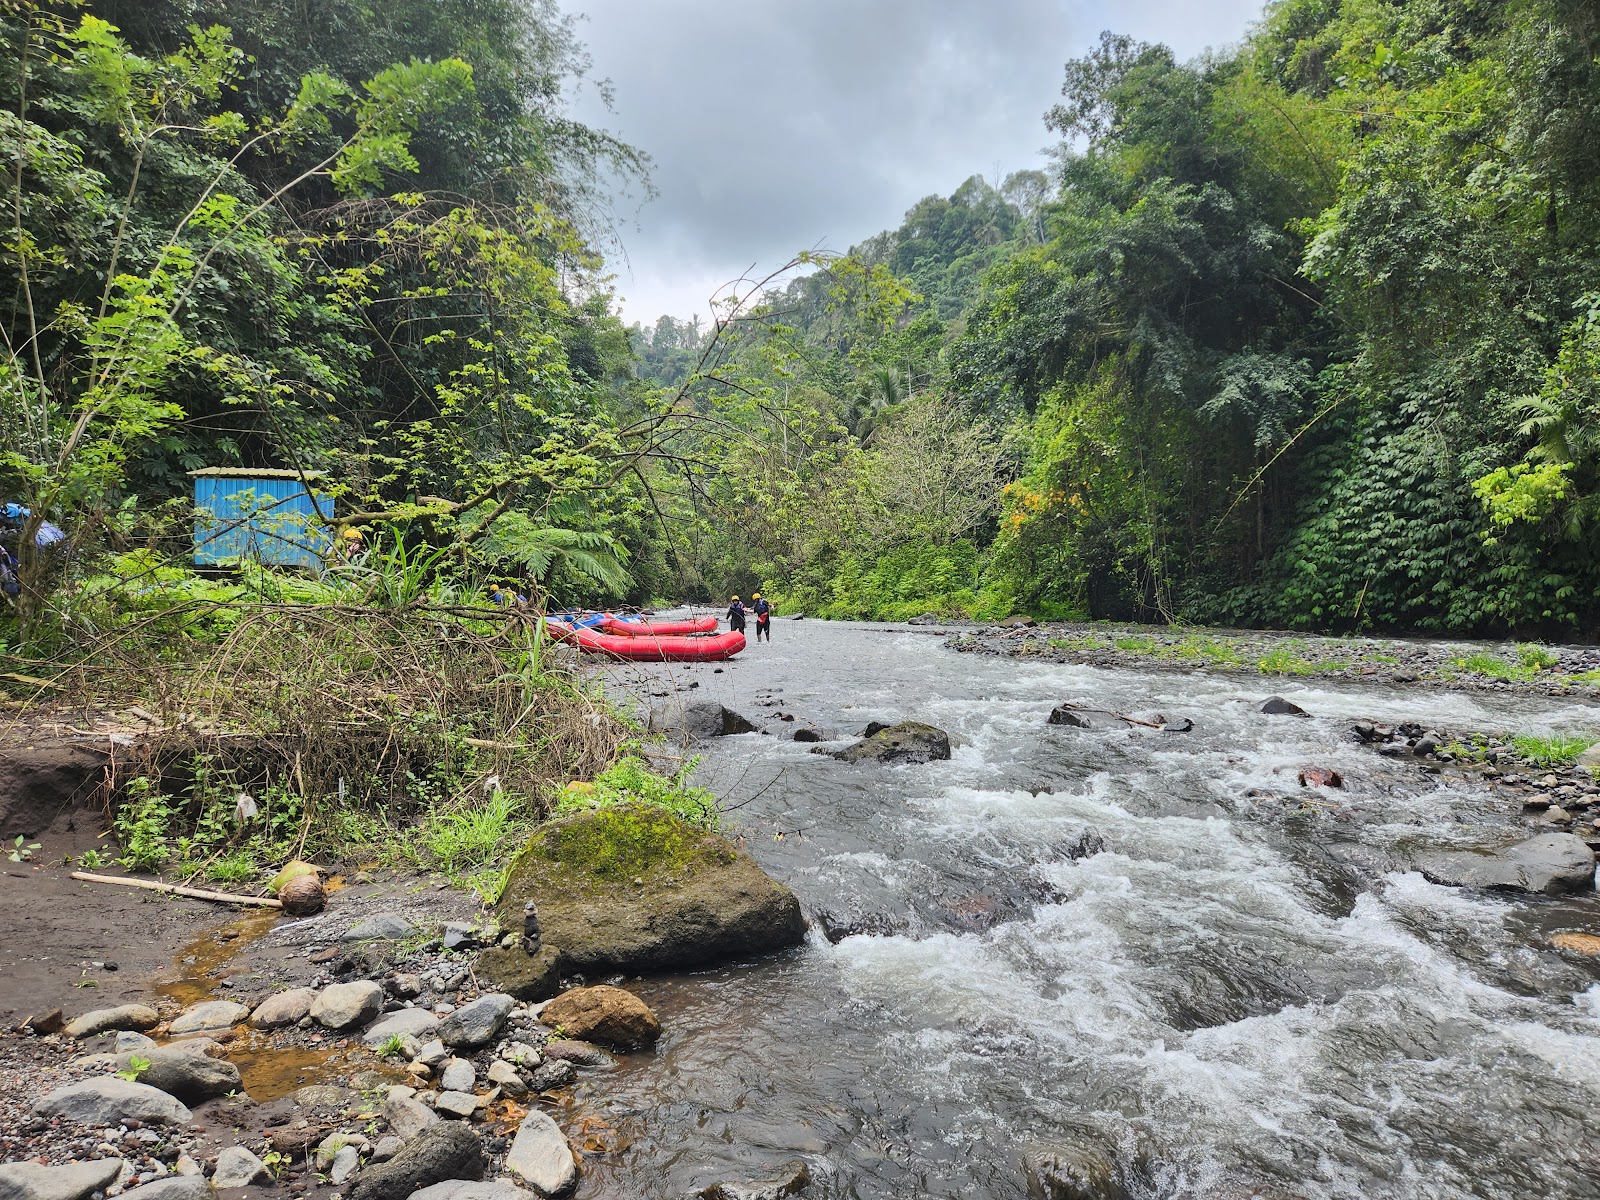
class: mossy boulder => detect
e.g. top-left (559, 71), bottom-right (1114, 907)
top-left (478, 803), bottom-right (805, 997)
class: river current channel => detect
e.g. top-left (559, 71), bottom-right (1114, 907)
top-left (569, 620), bottom-right (1600, 1199)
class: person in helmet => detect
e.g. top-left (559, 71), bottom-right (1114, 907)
top-left (727, 594), bottom-right (746, 634)
top-left (751, 592), bottom-right (772, 642)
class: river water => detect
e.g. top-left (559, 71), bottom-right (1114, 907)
top-left (571, 620), bottom-right (1600, 1199)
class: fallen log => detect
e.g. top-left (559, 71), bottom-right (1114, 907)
top-left (69, 871), bottom-right (282, 908)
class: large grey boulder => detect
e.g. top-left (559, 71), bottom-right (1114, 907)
top-left (211, 1147), bottom-right (271, 1189)
top-left (385, 1091), bottom-right (441, 1142)
top-left (113, 1047), bottom-right (242, 1103)
top-left (827, 721), bottom-right (951, 766)
top-left (34, 1078), bottom-right (192, 1127)
top-left (363, 1009), bottom-right (442, 1048)
top-left (350, 1123), bottom-right (485, 1200)
top-left (168, 1001), bottom-right (247, 1036)
top-left (64, 1005), bottom-right (160, 1040)
top-left (503, 1110), bottom-right (575, 1197)
top-left (648, 700), bottom-right (756, 741)
top-left (480, 804), bottom-right (804, 997)
top-left (1415, 833), bottom-right (1596, 895)
top-left (250, 988), bottom-right (318, 1029)
top-left (312, 981), bottom-right (385, 1031)
top-left (0, 1157), bottom-right (124, 1200)
top-left (435, 995), bottom-right (515, 1050)
top-left (408, 1182), bottom-right (536, 1200)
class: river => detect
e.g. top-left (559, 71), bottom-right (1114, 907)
top-left (569, 620), bottom-right (1600, 1199)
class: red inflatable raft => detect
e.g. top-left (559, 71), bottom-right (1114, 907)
top-left (549, 621), bottom-right (745, 662)
top-left (597, 613), bottom-right (719, 636)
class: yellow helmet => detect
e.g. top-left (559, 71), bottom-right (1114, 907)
top-left (732, 595), bottom-right (740, 601)
top-left (753, 592), bottom-right (761, 599)
top-left (342, 526), bottom-right (363, 541)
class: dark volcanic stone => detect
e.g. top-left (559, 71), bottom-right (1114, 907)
top-left (349, 1122), bottom-right (485, 1200)
top-left (828, 721), bottom-right (951, 765)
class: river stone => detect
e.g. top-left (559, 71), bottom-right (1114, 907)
top-left (1551, 932), bottom-right (1600, 956)
top-left (484, 1060), bottom-right (528, 1096)
top-left (1047, 706), bottom-right (1093, 729)
top-left (212, 1147), bottom-right (271, 1189)
top-left (112, 1046), bottom-right (243, 1102)
top-left (363, 1009), bottom-right (443, 1048)
top-left (541, 1040), bottom-right (614, 1069)
top-left (345, 914), bottom-right (422, 942)
top-left (350, 1122), bottom-right (485, 1200)
top-left (34, 1078), bottom-right (192, 1127)
top-left (0, 1157), bottom-right (124, 1200)
top-left (312, 981), bottom-right (385, 1031)
top-left (1022, 1143), bottom-right (1121, 1200)
top-left (1415, 833), bottom-right (1596, 895)
top-left (696, 1160), bottom-right (812, 1200)
top-left (115, 1031), bottom-right (159, 1054)
top-left (503, 1109), bottom-right (575, 1196)
top-left (439, 1059), bottom-right (475, 1093)
top-left (435, 994), bottom-right (514, 1049)
top-left (434, 1091), bottom-right (480, 1119)
top-left (64, 1004), bottom-right (161, 1040)
top-left (1260, 696), bottom-right (1310, 717)
top-left (250, 987), bottom-right (318, 1029)
top-left (481, 804), bottom-right (804, 991)
top-left (648, 699), bottom-right (757, 741)
top-left (168, 1001), bottom-right (248, 1035)
top-left (330, 1146), bottom-right (362, 1186)
top-left (385, 1092), bottom-right (442, 1142)
top-left (120, 1178), bottom-right (212, 1200)
top-left (295, 1084), bottom-right (352, 1111)
top-left (525, 1061), bottom-right (575, 1092)
top-left (408, 1181), bottom-right (537, 1200)
top-left (828, 721), bottom-right (951, 765)
top-left (539, 987), bottom-right (659, 1049)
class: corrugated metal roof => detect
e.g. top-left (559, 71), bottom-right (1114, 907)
top-left (188, 468), bottom-right (327, 480)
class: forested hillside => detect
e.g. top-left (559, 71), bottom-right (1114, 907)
top-left (4, 0), bottom-right (1599, 638)
top-left (639, 0), bottom-right (1600, 634)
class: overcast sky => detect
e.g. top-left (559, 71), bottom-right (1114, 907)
top-left (566, 0), bottom-right (1266, 325)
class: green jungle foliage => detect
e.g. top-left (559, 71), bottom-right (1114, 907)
top-left (5, 0), bottom-right (1600, 641)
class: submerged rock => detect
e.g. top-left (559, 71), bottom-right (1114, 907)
top-left (827, 721), bottom-right (951, 765)
top-left (479, 804), bottom-right (804, 996)
top-left (1022, 1141), bottom-right (1124, 1200)
top-left (696, 1159), bottom-right (812, 1200)
top-left (1415, 833), bottom-right (1596, 895)
top-left (539, 986), bottom-right (660, 1049)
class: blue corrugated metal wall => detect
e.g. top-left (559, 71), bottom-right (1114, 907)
top-left (193, 476), bottom-right (329, 568)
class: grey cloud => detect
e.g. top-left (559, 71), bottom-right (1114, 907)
top-left (569, 0), bottom-right (1264, 319)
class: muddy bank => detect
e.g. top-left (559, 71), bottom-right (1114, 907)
top-left (947, 619), bottom-right (1600, 697)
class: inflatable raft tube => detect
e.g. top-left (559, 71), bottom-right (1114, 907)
top-left (549, 622), bottom-right (745, 662)
top-left (598, 613), bottom-right (719, 636)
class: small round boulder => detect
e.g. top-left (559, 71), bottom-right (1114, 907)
top-left (540, 985), bottom-right (661, 1049)
top-left (279, 872), bottom-right (327, 916)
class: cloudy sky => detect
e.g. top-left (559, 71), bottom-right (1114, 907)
top-left (567, 0), bottom-right (1266, 325)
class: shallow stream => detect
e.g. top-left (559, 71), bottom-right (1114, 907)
top-left (570, 620), bottom-right (1600, 1199)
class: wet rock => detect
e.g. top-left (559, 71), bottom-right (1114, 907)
top-left (1022, 1142), bottom-right (1123, 1200)
top-left (409, 1182), bottom-right (537, 1200)
top-left (120, 1179), bottom-right (211, 1200)
top-left (1415, 833), bottom-right (1596, 895)
top-left (541, 1040), bottom-right (614, 1069)
top-left (112, 1047), bottom-right (242, 1103)
top-left (828, 721), bottom-right (951, 766)
top-left (525, 1061), bottom-right (576, 1091)
top-left (34, 1078), bottom-right (192, 1127)
top-left (386, 1091), bottom-right (442, 1142)
top-left (811, 908), bottom-right (906, 944)
top-left (503, 1109), bottom-right (575, 1196)
top-left (1551, 932), bottom-right (1600, 956)
top-left (212, 1146), bottom-right (271, 1189)
top-left (250, 987), bottom-right (318, 1029)
top-left (363, 1009), bottom-right (442, 1048)
top-left (0, 1156), bottom-right (124, 1200)
top-left (168, 1001), bottom-right (247, 1036)
top-left (539, 986), bottom-right (660, 1049)
top-left (696, 1160), bottom-right (812, 1200)
top-left (1260, 697), bottom-right (1309, 717)
top-left (439, 1059), bottom-right (475, 1093)
top-left (65, 1004), bottom-right (160, 1039)
top-left (344, 914), bottom-right (421, 942)
top-left (1047, 706), bottom-right (1093, 729)
top-left (312, 981), bottom-right (385, 1031)
top-left (790, 728), bottom-right (824, 744)
top-left (436, 994), bottom-right (515, 1049)
top-left (648, 699), bottom-right (757, 740)
top-left (1160, 717), bottom-right (1194, 733)
top-left (481, 805), bottom-right (804, 988)
top-left (434, 1092), bottom-right (481, 1119)
top-left (350, 1123), bottom-right (485, 1200)
top-left (1297, 767), bottom-right (1343, 789)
